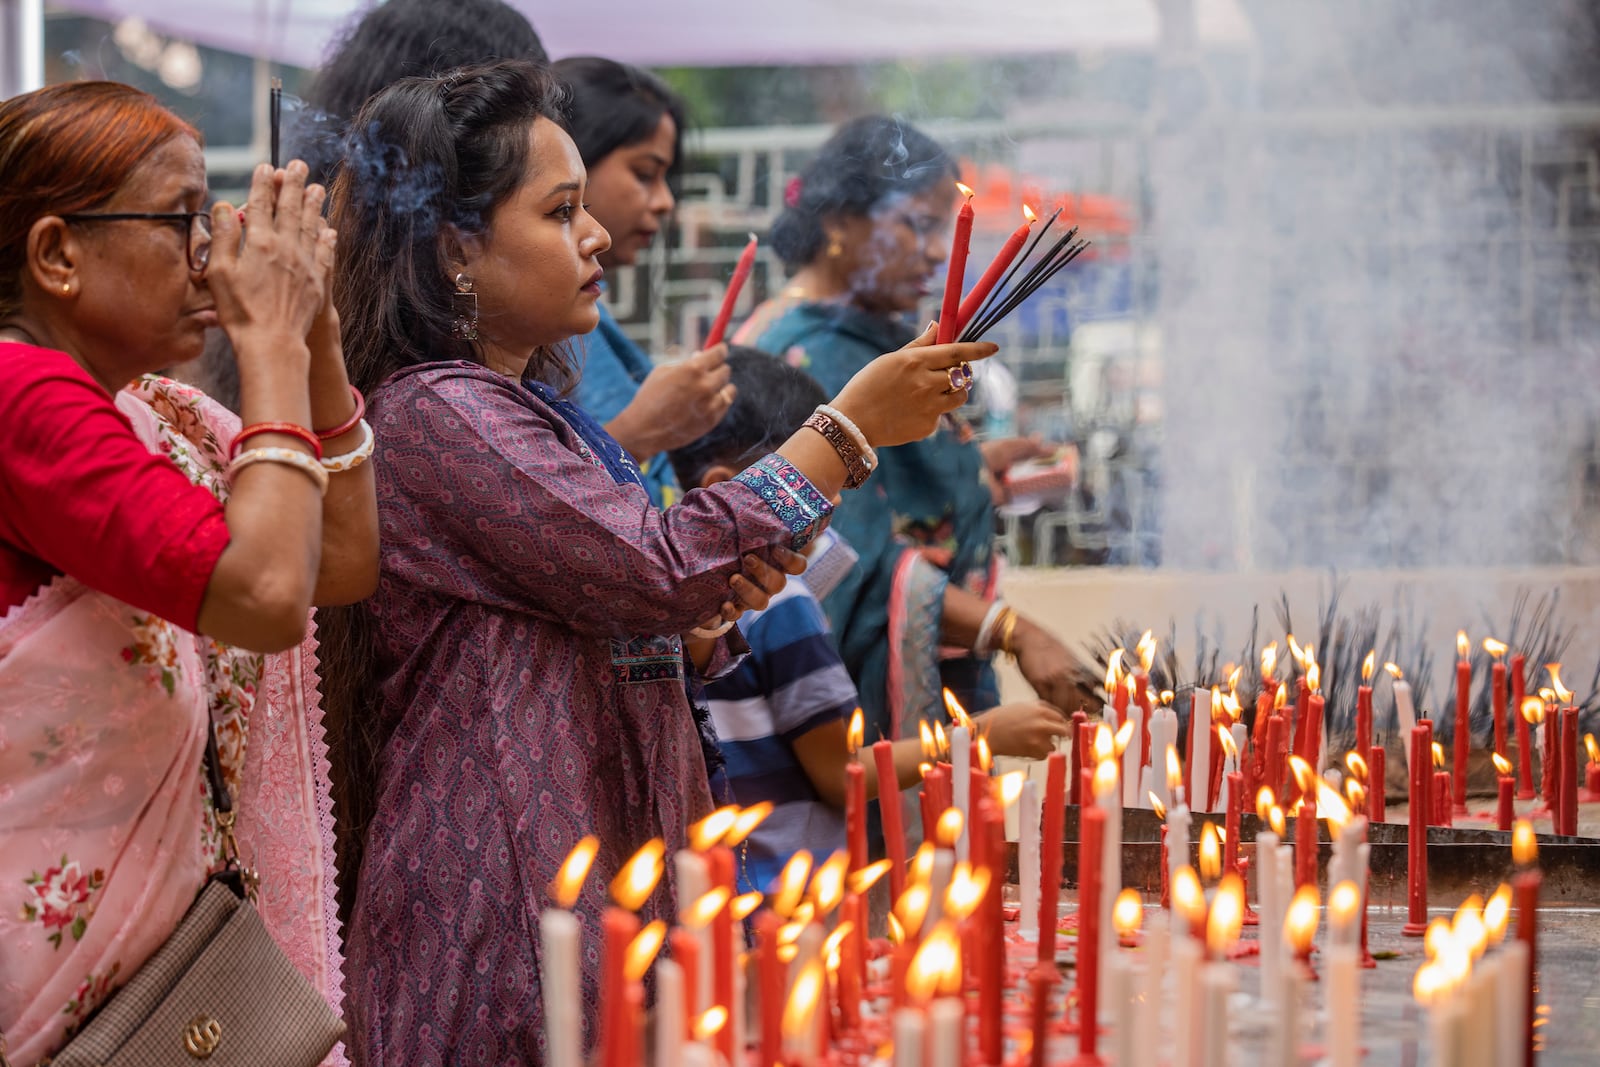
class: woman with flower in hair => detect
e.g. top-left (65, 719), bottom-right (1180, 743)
top-left (0, 81), bottom-right (376, 1066)
top-left (738, 116), bottom-right (1094, 762)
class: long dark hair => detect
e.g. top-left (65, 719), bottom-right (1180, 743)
top-left (301, 0), bottom-right (547, 186)
top-left (551, 56), bottom-right (687, 183)
top-left (320, 59), bottom-right (569, 920)
top-left (769, 115), bottom-right (957, 269)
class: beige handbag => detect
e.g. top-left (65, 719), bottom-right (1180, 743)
top-left (39, 726), bottom-right (345, 1067)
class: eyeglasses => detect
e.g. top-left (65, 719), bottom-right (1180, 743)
top-left (58, 211), bottom-right (213, 273)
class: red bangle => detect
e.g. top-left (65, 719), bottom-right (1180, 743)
top-left (314, 385), bottom-right (365, 440)
top-left (231, 422), bottom-right (323, 460)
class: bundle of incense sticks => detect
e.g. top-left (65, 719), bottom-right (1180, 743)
top-left (269, 76), bottom-right (282, 167)
top-left (958, 206), bottom-right (1090, 342)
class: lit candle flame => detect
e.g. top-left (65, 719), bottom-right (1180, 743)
top-left (955, 181), bottom-right (974, 200)
top-left (1288, 755), bottom-right (1316, 794)
top-left (1284, 885), bottom-right (1320, 955)
top-left (1161, 689), bottom-right (1175, 706)
top-left (999, 770), bottom-right (1026, 808)
top-left (918, 761), bottom-right (934, 780)
top-left (1199, 824), bottom-right (1222, 881)
top-left (907, 920), bottom-right (963, 1001)
top-left (1317, 782), bottom-right (1351, 830)
top-left (1362, 651), bottom-right (1376, 682)
top-left (1414, 962), bottom-right (1444, 1005)
top-left (810, 851), bottom-right (849, 915)
top-left (1256, 787), bottom-right (1276, 821)
top-left (935, 808), bottom-right (964, 850)
top-left (822, 920), bottom-right (855, 962)
top-left (1207, 873), bottom-right (1245, 956)
top-left (848, 859), bottom-right (893, 896)
top-left (624, 920), bottom-right (667, 982)
top-left (1306, 661), bottom-right (1321, 693)
top-left (772, 851), bottom-right (813, 918)
top-left (683, 887), bottom-right (731, 929)
top-left (1124, 673), bottom-right (1138, 702)
top-left (933, 720), bottom-right (949, 755)
top-left (1114, 888), bottom-right (1144, 939)
top-left (910, 843), bottom-right (934, 884)
top-left (1094, 723), bottom-right (1114, 764)
top-left (1521, 696), bottom-right (1546, 725)
top-left (1587, 733), bottom-right (1599, 766)
top-left (550, 835), bottom-right (600, 909)
top-left (610, 839), bottom-right (665, 911)
top-left (1492, 752), bottom-right (1513, 776)
top-left (1512, 820), bottom-right (1538, 867)
top-left (1457, 630), bottom-right (1470, 661)
top-left (1269, 805), bottom-right (1286, 837)
top-left (729, 891), bottom-right (762, 922)
top-left (1217, 725), bottom-right (1238, 760)
top-left (1172, 866), bottom-right (1205, 929)
top-left (847, 708), bottom-right (865, 754)
top-left (725, 802), bottom-right (773, 847)
top-left (1345, 751), bottom-right (1369, 782)
top-left (1274, 682), bottom-right (1288, 711)
top-left (1483, 637), bottom-right (1507, 659)
top-left (886, 913), bottom-right (906, 946)
top-left (1137, 630), bottom-right (1156, 674)
top-left (976, 735), bottom-right (993, 774)
top-left (1424, 916), bottom-right (1453, 961)
top-left (1546, 663), bottom-right (1571, 705)
top-left (1287, 634), bottom-right (1304, 668)
top-left (1484, 884), bottom-right (1512, 945)
top-left (781, 958), bottom-right (826, 1040)
top-left (1261, 642), bottom-right (1279, 681)
top-left (943, 688), bottom-right (974, 731)
top-left (1166, 745), bottom-right (1183, 792)
top-left (943, 863), bottom-right (990, 923)
top-left (1227, 664), bottom-right (1243, 694)
top-left (1431, 742), bottom-right (1445, 770)
top-left (894, 882), bottom-right (933, 939)
top-left (918, 721), bottom-right (938, 761)
top-left (689, 806), bottom-right (739, 852)
top-left (1329, 881), bottom-right (1360, 928)
top-left (1344, 779), bottom-right (1367, 812)
top-left (694, 1007), bottom-right (729, 1042)
top-left (1093, 758), bottom-right (1119, 800)
top-left (1022, 203), bottom-right (1037, 224)
top-left (1105, 649), bottom-right (1125, 694)
top-left (1149, 792), bottom-right (1167, 820)
top-left (1113, 718), bottom-right (1135, 758)
top-left (1453, 895), bottom-right (1487, 961)
top-left (1385, 662), bottom-right (1404, 681)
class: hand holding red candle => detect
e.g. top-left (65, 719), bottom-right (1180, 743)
top-left (936, 184), bottom-right (974, 344)
top-left (957, 204), bottom-right (1035, 332)
top-left (703, 233), bottom-right (757, 347)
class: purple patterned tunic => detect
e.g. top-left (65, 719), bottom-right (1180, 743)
top-left (345, 362), bottom-right (830, 1066)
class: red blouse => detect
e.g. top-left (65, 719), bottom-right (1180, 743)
top-left (0, 342), bottom-right (230, 630)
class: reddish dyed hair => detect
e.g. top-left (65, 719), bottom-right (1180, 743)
top-left (0, 81), bottom-right (200, 316)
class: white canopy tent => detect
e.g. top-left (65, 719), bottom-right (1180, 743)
top-left (38, 0), bottom-right (1253, 70)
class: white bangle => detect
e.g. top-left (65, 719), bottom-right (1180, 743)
top-left (815, 404), bottom-right (877, 470)
top-left (689, 618), bottom-right (737, 640)
top-left (320, 418), bottom-right (375, 473)
top-left (974, 598), bottom-right (1009, 656)
top-left (227, 446), bottom-right (330, 495)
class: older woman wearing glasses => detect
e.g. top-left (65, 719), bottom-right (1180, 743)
top-left (0, 82), bottom-right (375, 1066)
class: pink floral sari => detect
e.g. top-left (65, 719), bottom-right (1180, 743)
top-left (0, 377), bottom-right (345, 1067)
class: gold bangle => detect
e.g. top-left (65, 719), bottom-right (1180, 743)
top-left (997, 608), bottom-right (1020, 658)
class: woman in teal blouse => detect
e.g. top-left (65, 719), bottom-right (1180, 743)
top-left (738, 116), bottom-right (1095, 748)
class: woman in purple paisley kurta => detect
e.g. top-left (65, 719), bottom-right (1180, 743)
top-left (321, 62), bottom-right (999, 1066)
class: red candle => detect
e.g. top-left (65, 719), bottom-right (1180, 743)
top-left (1454, 649), bottom-right (1472, 817)
top-left (1434, 770), bottom-right (1452, 828)
top-left (845, 761), bottom-right (867, 872)
top-left (919, 783), bottom-right (938, 847)
top-left (708, 847), bottom-right (736, 1066)
top-left (1136, 673), bottom-right (1153, 771)
top-left (599, 907), bottom-right (640, 1067)
top-left (1498, 773), bottom-right (1515, 832)
top-left (619, 982), bottom-right (644, 1067)
top-left (1369, 746), bottom-right (1387, 823)
top-left (1419, 720), bottom-right (1434, 826)
top-left (1251, 689), bottom-right (1274, 794)
top-left (978, 798), bottom-right (1005, 1066)
top-left (1112, 677), bottom-right (1130, 728)
top-left (1039, 752), bottom-right (1066, 962)
top-left (1356, 682), bottom-right (1373, 776)
top-left (669, 928), bottom-right (698, 1040)
top-left (1512, 822), bottom-right (1541, 1067)
top-left (956, 206), bottom-right (1034, 330)
top-left (1224, 771), bottom-right (1243, 876)
top-left (1512, 653), bottom-right (1534, 799)
top-left (1542, 708), bottom-right (1558, 813)
top-left (1071, 718), bottom-right (1090, 808)
top-left (1075, 804), bottom-right (1106, 1064)
top-left (838, 894), bottom-right (863, 1032)
top-left (1266, 714), bottom-right (1288, 797)
top-left (1491, 655), bottom-right (1508, 767)
top-left (1586, 746), bottom-right (1600, 800)
top-left (1293, 677), bottom-right (1311, 762)
top-left (936, 184), bottom-right (974, 344)
top-left (703, 233), bottom-right (757, 347)
top-left (1027, 963), bottom-right (1056, 1067)
top-left (873, 740), bottom-right (907, 901)
top-left (1559, 708), bottom-right (1579, 837)
top-left (1403, 725), bottom-right (1430, 936)
top-left (1295, 790), bottom-right (1318, 890)
top-left (756, 910), bottom-right (783, 1067)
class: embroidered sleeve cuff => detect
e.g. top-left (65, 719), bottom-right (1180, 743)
top-left (689, 624), bottom-right (751, 683)
top-left (732, 454), bottom-right (833, 550)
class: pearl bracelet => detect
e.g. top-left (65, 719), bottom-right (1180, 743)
top-left (320, 419), bottom-right (375, 473)
top-left (975, 598), bottom-right (1010, 656)
top-left (227, 446), bottom-right (330, 495)
top-left (815, 404), bottom-right (877, 469)
top-left (689, 618), bottom-right (737, 640)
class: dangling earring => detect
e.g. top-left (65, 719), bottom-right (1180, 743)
top-left (826, 235), bottom-right (843, 258)
top-left (452, 273), bottom-right (478, 340)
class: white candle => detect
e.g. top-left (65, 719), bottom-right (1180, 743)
top-left (1150, 709), bottom-right (1179, 811)
top-left (893, 1007), bottom-right (926, 1067)
top-left (1172, 937), bottom-right (1203, 1067)
top-left (1394, 679), bottom-right (1417, 770)
top-left (1133, 923), bottom-right (1168, 1067)
top-left (1273, 958), bottom-right (1305, 1066)
top-left (1123, 704), bottom-right (1145, 807)
top-left (1497, 942), bottom-right (1529, 1067)
top-left (928, 998), bottom-right (963, 1067)
top-left (1229, 722), bottom-right (1248, 778)
top-left (1199, 961), bottom-right (1234, 1067)
top-left (1191, 689), bottom-right (1214, 811)
top-left (951, 725), bottom-right (971, 862)
top-left (655, 957), bottom-right (685, 1067)
top-left (1430, 994), bottom-right (1466, 1067)
top-left (539, 909), bottom-right (582, 1067)
top-left (927, 848), bottom-right (956, 928)
top-left (1325, 943), bottom-right (1359, 1067)
top-left (674, 849), bottom-right (713, 1014)
top-left (1168, 792), bottom-right (1192, 901)
top-left (1467, 957), bottom-right (1499, 1067)
top-left (1255, 831), bottom-right (1281, 999)
top-left (1107, 953), bottom-right (1136, 1067)
top-left (1019, 779), bottom-right (1041, 937)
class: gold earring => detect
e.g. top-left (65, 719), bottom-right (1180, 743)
top-left (826, 236), bottom-right (843, 258)
top-left (61, 283), bottom-right (70, 295)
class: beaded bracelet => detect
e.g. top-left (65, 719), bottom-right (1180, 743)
top-left (231, 422), bottom-right (322, 461)
top-left (315, 385), bottom-right (366, 441)
top-left (815, 403), bottom-right (877, 469)
top-left (228, 446), bottom-right (330, 495)
top-left (320, 419), bottom-right (375, 473)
